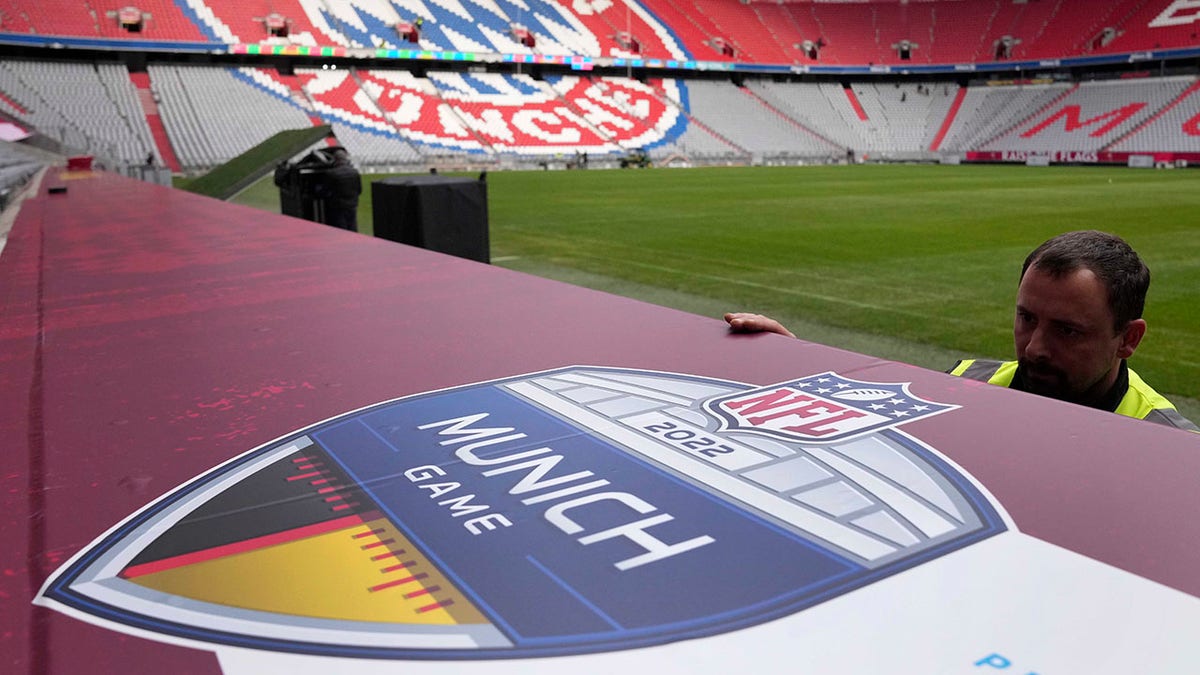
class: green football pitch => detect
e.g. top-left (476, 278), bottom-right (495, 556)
top-left (233, 163), bottom-right (1200, 420)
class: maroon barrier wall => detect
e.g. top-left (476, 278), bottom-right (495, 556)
top-left (2, 170), bottom-right (1198, 673)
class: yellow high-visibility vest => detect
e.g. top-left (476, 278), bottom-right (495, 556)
top-left (949, 359), bottom-right (1197, 431)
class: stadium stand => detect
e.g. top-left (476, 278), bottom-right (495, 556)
top-left (746, 80), bottom-right (855, 152)
top-left (0, 60), bottom-right (155, 165)
top-left (935, 82), bottom-right (1075, 155)
top-left (682, 79), bottom-right (840, 159)
top-left (685, 0), bottom-right (769, 61)
top-left (1103, 0), bottom-right (1200, 54)
top-left (0, 139), bottom-right (43, 211)
top-left (148, 65), bottom-right (313, 170)
top-left (552, 1), bottom-right (632, 58)
top-left (429, 70), bottom-right (607, 155)
top-left (2, 0), bottom-right (102, 38)
top-left (853, 81), bottom-right (960, 156)
top-left (557, 76), bottom-right (675, 150)
top-left (632, 80), bottom-right (739, 162)
top-left (981, 77), bottom-right (1194, 153)
top-left (1110, 77), bottom-right (1200, 154)
top-left (0, 0), bottom-right (1196, 66)
top-left (355, 68), bottom-right (486, 156)
top-left (983, 0), bottom-right (1059, 61)
top-left (187, 0), bottom-right (338, 45)
top-left (923, 0), bottom-right (993, 64)
top-left (801, 2), bottom-right (885, 66)
top-left (635, 0), bottom-right (731, 61)
top-left (1, 1), bottom-right (1199, 169)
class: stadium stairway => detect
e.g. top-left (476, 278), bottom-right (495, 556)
top-left (0, 90), bottom-right (28, 117)
top-left (128, 72), bottom-right (181, 172)
top-left (978, 82), bottom-right (1080, 149)
top-left (929, 86), bottom-right (968, 152)
top-left (653, 86), bottom-right (748, 159)
top-left (843, 87), bottom-right (869, 121)
top-left (740, 86), bottom-right (842, 153)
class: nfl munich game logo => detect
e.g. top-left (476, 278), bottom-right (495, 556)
top-left (38, 367), bottom-right (1004, 661)
top-left (705, 372), bottom-right (958, 444)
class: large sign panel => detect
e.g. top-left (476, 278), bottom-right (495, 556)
top-left (38, 367), bottom-right (1003, 660)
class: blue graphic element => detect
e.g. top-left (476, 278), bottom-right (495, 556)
top-left (42, 367), bottom-right (1005, 661)
top-left (171, 0), bottom-right (222, 43)
top-left (314, 384), bottom-right (859, 646)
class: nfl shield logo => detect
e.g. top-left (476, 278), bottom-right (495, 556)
top-left (704, 372), bottom-right (958, 444)
top-left (38, 367), bottom-right (997, 661)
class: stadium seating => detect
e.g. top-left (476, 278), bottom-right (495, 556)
top-left (980, 77), bottom-right (1193, 153)
top-left (1103, 0), bottom-right (1200, 53)
top-left (0, 140), bottom-right (43, 210)
top-left (747, 2), bottom-right (814, 64)
top-left (623, 0), bottom-right (727, 61)
top-left (621, 79), bottom-right (734, 161)
top-left (683, 79), bottom-right (842, 158)
top-left (147, 65), bottom-right (313, 169)
top-left (922, 0), bottom-right (993, 64)
top-left (185, 0), bottom-right (336, 45)
top-left (1103, 77), bottom-right (1200, 153)
top-left (3, 1), bottom-right (104, 39)
top-left (686, 0), bottom-right (782, 62)
top-left (4, 1), bottom-right (1197, 66)
top-left (355, 68), bottom-right (484, 155)
top-left (0, 0), bottom-right (213, 41)
top-left (803, 3), bottom-right (884, 66)
top-left (3, 2), bottom-right (1200, 168)
top-left (936, 83), bottom-right (1075, 154)
top-left (5, 56), bottom-right (1198, 168)
top-left (0, 60), bottom-right (156, 165)
top-left (985, 0), bottom-right (1059, 61)
top-left (2, 0), bottom-right (1200, 65)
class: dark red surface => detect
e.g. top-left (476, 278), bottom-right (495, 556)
top-left (2, 171), bottom-right (1199, 673)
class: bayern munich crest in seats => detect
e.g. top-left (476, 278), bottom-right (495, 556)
top-left (38, 367), bottom-right (1006, 660)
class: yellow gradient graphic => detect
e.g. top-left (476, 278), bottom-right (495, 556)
top-left (130, 518), bottom-right (487, 625)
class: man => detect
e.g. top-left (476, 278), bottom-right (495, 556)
top-left (726, 230), bottom-right (1197, 431)
top-left (320, 146), bottom-right (362, 232)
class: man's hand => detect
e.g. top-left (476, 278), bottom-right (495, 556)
top-left (724, 313), bottom-right (796, 339)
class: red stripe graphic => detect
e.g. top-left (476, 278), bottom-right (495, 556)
top-left (404, 586), bottom-right (440, 599)
top-left (417, 600), bottom-right (454, 613)
top-left (929, 86), bottom-right (967, 151)
top-left (368, 573), bottom-right (428, 593)
top-left (844, 87), bottom-right (868, 121)
top-left (120, 514), bottom-right (365, 578)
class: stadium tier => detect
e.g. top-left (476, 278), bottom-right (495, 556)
top-left (0, 1), bottom-right (1198, 168)
top-left (3, 1), bottom-right (1199, 63)
top-left (1, 60), bottom-right (1198, 169)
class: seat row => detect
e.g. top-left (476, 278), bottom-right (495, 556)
top-left (1, 60), bottom-right (1197, 170)
top-left (3, 1), bottom-right (1197, 66)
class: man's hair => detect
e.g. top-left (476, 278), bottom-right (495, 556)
top-left (1020, 230), bottom-right (1149, 331)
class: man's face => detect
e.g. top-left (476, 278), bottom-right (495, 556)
top-left (1013, 266), bottom-right (1142, 405)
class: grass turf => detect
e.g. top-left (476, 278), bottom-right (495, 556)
top-left (231, 163), bottom-right (1200, 419)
